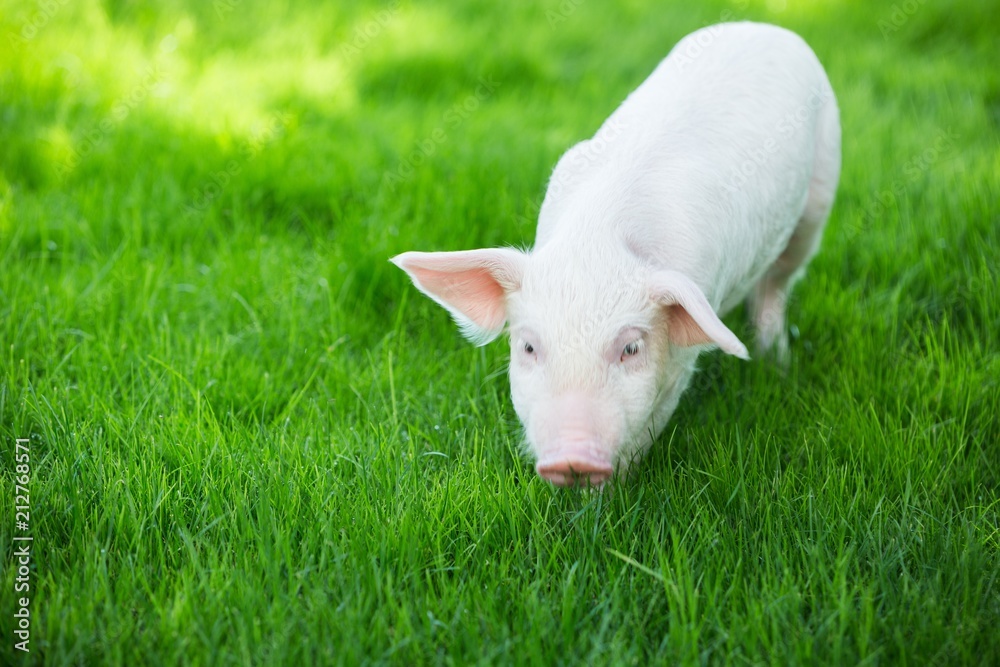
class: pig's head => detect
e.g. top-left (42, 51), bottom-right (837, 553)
top-left (391, 244), bottom-right (748, 487)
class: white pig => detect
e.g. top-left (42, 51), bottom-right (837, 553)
top-left (392, 22), bottom-right (840, 486)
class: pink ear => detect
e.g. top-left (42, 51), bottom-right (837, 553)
top-left (390, 248), bottom-right (527, 345)
top-left (649, 270), bottom-right (750, 359)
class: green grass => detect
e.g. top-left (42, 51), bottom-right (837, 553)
top-left (1, 0), bottom-right (998, 664)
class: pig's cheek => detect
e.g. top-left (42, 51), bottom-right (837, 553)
top-left (612, 365), bottom-right (660, 438)
top-left (507, 372), bottom-right (534, 429)
top-left (511, 370), bottom-right (551, 444)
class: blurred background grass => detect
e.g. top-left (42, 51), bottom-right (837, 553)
top-left (2, 0), bottom-right (997, 370)
top-left (2, 0), bottom-right (996, 459)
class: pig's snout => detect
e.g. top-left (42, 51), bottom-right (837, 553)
top-left (536, 451), bottom-right (614, 487)
top-left (531, 394), bottom-right (618, 487)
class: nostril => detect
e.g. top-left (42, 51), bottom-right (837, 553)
top-left (587, 471), bottom-right (611, 486)
top-left (537, 458), bottom-right (613, 487)
top-left (541, 471), bottom-right (569, 486)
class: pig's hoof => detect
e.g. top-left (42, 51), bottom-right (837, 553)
top-left (536, 457), bottom-right (614, 487)
top-left (755, 329), bottom-right (790, 368)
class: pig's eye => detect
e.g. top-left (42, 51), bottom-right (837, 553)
top-left (516, 332), bottom-right (540, 363)
top-left (621, 341), bottom-right (641, 362)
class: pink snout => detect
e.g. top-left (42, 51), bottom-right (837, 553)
top-left (536, 450), bottom-right (614, 487)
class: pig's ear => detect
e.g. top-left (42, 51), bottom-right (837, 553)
top-left (649, 270), bottom-right (750, 359)
top-left (390, 248), bottom-right (527, 345)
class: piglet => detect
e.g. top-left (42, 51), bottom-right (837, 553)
top-left (392, 22), bottom-right (840, 486)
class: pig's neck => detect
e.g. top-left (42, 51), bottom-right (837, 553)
top-left (537, 154), bottom-right (770, 317)
top-left (537, 199), bottom-right (731, 309)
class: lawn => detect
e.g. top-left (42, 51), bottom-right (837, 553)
top-left (1, 0), bottom-right (998, 664)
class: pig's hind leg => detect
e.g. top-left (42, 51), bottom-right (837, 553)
top-left (751, 90), bottom-right (841, 363)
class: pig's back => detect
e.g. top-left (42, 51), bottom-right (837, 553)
top-left (538, 22), bottom-right (836, 309)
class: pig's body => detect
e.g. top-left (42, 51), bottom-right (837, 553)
top-left (538, 22), bottom-right (839, 318)
top-left (393, 22), bottom-right (840, 486)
